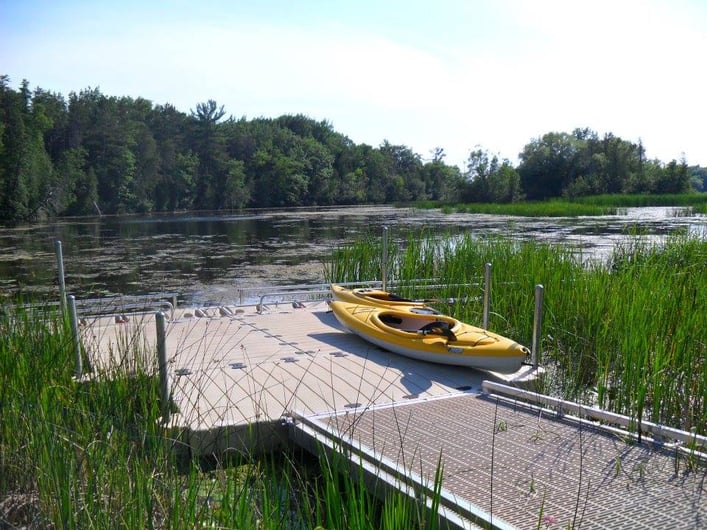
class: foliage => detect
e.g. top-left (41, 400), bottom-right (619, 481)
top-left (690, 165), bottom-right (707, 191)
top-left (0, 78), bottom-right (463, 223)
top-left (517, 128), bottom-right (694, 200)
top-left (0, 77), bottom-right (702, 223)
top-left (571, 192), bottom-right (707, 208)
top-left (423, 192), bottom-right (707, 216)
top-left (462, 148), bottom-right (524, 203)
top-left (439, 200), bottom-right (616, 217)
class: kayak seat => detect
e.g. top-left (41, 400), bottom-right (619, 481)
top-left (420, 321), bottom-right (457, 341)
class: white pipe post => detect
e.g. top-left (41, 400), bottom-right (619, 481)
top-left (156, 312), bottom-right (170, 424)
top-left (55, 240), bottom-right (67, 310)
top-left (531, 284), bottom-right (544, 368)
top-left (381, 226), bottom-right (389, 291)
top-left (68, 295), bottom-right (82, 379)
top-left (483, 262), bottom-right (491, 329)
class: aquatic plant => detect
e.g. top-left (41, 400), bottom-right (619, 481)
top-left (420, 200), bottom-right (616, 217)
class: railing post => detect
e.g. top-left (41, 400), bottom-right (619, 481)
top-left (156, 311), bottom-right (170, 424)
top-left (531, 284), bottom-right (544, 368)
top-left (482, 262), bottom-right (491, 329)
top-left (381, 226), bottom-right (389, 291)
top-left (55, 240), bottom-right (67, 311)
top-left (68, 295), bottom-right (82, 379)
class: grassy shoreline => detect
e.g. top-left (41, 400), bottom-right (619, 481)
top-left (415, 191), bottom-right (707, 216)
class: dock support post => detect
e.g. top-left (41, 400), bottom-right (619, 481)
top-left (482, 262), bottom-right (491, 329)
top-left (381, 226), bottom-right (389, 291)
top-left (156, 312), bottom-right (170, 424)
top-left (55, 240), bottom-right (67, 310)
top-left (68, 295), bottom-right (82, 378)
top-left (531, 284), bottom-right (544, 368)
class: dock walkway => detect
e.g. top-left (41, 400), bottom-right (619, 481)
top-left (294, 389), bottom-right (706, 529)
top-left (82, 299), bottom-right (706, 529)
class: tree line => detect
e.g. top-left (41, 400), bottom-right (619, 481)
top-left (0, 76), bottom-right (702, 224)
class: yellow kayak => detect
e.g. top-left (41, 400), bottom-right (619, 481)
top-left (330, 284), bottom-right (439, 314)
top-left (330, 301), bottom-right (529, 373)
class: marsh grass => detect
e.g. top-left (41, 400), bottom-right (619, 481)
top-left (441, 200), bottom-right (617, 217)
top-left (572, 192), bottom-right (707, 208)
top-left (325, 231), bottom-right (706, 435)
top-left (0, 302), bottom-right (446, 528)
top-left (419, 192), bottom-right (707, 216)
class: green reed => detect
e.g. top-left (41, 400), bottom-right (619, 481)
top-left (326, 231), bottom-right (706, 435)
top-left (418, 192), bottom-right (707, 215)
top-left (445, 200), bottom-right (616, 217)
top-left (0, 303), bottom-right (445, 528)
top-left (572, 192), bottom-right (707, 208)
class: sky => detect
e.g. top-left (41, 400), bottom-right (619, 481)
top-left (1, 0), bottom-right (706, 169)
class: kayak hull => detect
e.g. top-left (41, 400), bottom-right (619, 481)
top-left (330, 301), bottom-right (529, 373)
top-left (330, 284), bottom-right (439, 314)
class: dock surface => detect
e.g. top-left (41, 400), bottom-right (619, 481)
top-left (298, 392), bottom-right (706, 529)
top-left (82, 300), bottom-right (706, 529)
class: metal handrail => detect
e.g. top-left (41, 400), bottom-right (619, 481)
top-left (257, 289), bottom-right (332, 313)
top-left (481, 380), bottom-right (707, 453)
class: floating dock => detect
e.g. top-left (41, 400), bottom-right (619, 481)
top-left (81, 298), bottom-right (706, 529)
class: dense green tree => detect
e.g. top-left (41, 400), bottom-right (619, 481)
top-left (301, 136), bottom-right (335, 205)
top-left (379, 141), bottom-right (424, 202)
top-left (54, 147), bottom-right (90, 215)
top-left (516, 128), bottom-right (693, 200)
top-left (0, 79), bottom-right (701, 224)
top-left (518, 132), bottom-right (581, 200)
top-left (0, 77), bottom-right (54, 222)
top-left (0, 86), bottom-right (31, 220)
top-left (332, 143), bottom-right (374, 203)
top-left (147, 103), bottom-right (190, 210)
top-left (421, 148), bottom-right (463, 201)
top-left (31, 88), bottom-right (68, 162)
top-left (222, 159), bottom-right (250, 209)
top-left (654, 159), bottom-right (691, 194)
top-left (171, 152), bottom-right (199, 210)
top-left (463, 148), bottom-right (497, 202)
top-left (360, 144), bottom-right (390, 203)
top-left (462, 148), bottom-right (522, 203)
top-left (488, 164), bottom-right (523, 203)
top-left (690, 166), bottom-right (707, 192)
top-left (189, 100), bottom-right (230, 209)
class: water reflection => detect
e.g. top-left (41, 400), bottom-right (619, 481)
top-left (0, 206), bottom-right (704, 305)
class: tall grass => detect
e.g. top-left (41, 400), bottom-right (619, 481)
top-left (417, 192), bottom-right (707, 215)
top-left (325, 232), bottom-right (706, 435)
top-left (0, 304), bottom-right (445, 528)
top-left (572, 192), bottom-right (707, 208)
top-left (439, 200), bottom-right (616, 217)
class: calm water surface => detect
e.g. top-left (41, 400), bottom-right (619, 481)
top-left (0, 205), bottom-right (704, 305)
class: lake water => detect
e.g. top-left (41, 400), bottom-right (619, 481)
top-left (1, 205), bottom-right (704, 305)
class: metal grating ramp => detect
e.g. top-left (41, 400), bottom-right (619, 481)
top-left (291, 389), bottom-right (706, 529)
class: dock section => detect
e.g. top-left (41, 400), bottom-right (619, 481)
top-left (81, 300), bottom-right (530, 455)
top-left (80, 299), bottom-right (706, 529)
